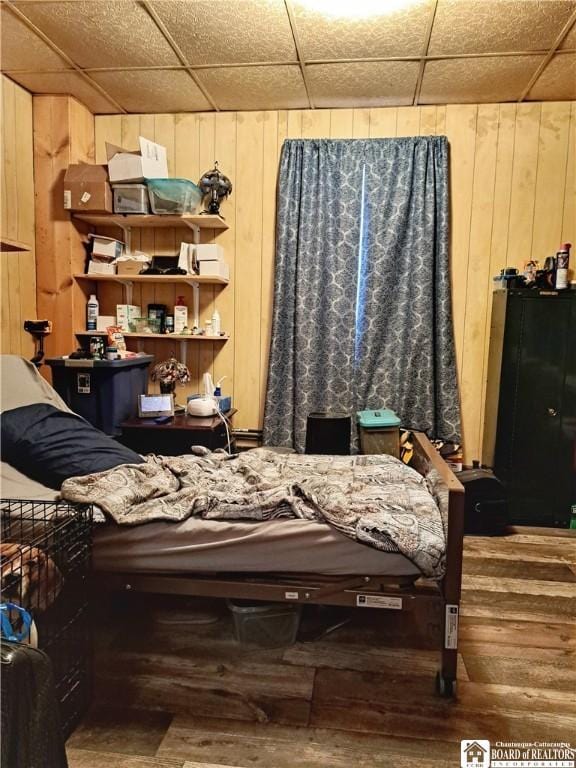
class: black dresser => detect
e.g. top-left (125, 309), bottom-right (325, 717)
top-left (487, 289), bottom-right (575, 528)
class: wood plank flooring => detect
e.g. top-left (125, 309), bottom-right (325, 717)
top-left (67, 530), bottom-right (576, 768)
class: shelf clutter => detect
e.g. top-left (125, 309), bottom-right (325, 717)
top-left (75, 331), bottom-right (229, 341)
top-left (66, 134), bottom-right (233, 366)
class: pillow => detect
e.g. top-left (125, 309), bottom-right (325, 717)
top-left (1, 404), bottom-right (144, 490)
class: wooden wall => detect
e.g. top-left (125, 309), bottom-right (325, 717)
top-left (89, 103), bottom-right (574, 463)
top-left (1, 75), bottom-right (36, 357)
top-left (33, 94), bottom-right (96, 365)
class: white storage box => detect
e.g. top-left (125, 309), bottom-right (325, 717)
top-left (106, 137), bottom-right (168, 184)
top-left (113, 183), bottom-right (150, 214)
top-left (89, 234), bottom-right (123, 260)
top-left (194, 244), bottom-right (224, 262)
top-left (198, 260), bottom-right (229, 279)
top-left (88, 261), bottom-right (116, 275)
top-left (116, 304), bottom-right (142, 332)
top-left (96, 315), bottom-right (116, 332)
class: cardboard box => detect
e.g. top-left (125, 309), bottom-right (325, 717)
top-left (96, 315), bottom-right (116, 332)
top-left (116, 260), bottom-right (146, 276)
top-left (63, 163), bottom-right (113, 213)
top-left (106, 136), bottom-right (168, 183)
top-left (198, 260), bottom-right (229, 279)
top-left (194, 244), bottom-right (225, 262)
top-left (116, 305), bottom-right (142, 332)
top-left (88, 261), bottom-right (116, 275)
top-left (89, 234), bottom-right (124, 260)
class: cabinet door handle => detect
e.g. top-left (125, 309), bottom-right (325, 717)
top-left (547, 407), bottom-right (558, 417)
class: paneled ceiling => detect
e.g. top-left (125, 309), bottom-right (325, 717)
top-left (1, 0), bottom-right (575, 114)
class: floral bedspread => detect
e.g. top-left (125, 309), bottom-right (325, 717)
top-left (61, 448), bottom-right (447, 578)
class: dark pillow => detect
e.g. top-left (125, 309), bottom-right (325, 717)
top-left (1, 404), bottom-right (144, 490)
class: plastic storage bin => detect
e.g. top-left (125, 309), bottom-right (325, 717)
top-left (46, 355), bottom-right (153, 435)
top-left (147, 178), bottom-right (203, 215)
top-left (357, 408), bottom-right (401, 458)
top-left (227, 600), bottom-right (301, 648)
top-left (113, 183), bottom-right (150, 214)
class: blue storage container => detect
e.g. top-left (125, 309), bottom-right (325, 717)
top-left (357, 409), bottom-right (401, 429)
top-left (146, 178), bottom-right (203, 215)
top-left (357, 409), bottom-right (401, 458)
top-left (46, 356), bottom-right (153, 436)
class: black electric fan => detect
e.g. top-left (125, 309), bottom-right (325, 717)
top-left (198, 161), bottom-right (232, 216)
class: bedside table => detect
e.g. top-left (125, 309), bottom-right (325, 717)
top-left (119, 409), bottom-right (237, 455)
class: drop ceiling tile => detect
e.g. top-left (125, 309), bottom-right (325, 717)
top-left (5, 71), bottom-right (120, 113)
top-left (420, 55), bottom-right (543, 103)
top-left (291, 0), bottom-right (434, 60)
top-left (12, 0), bottom-right (180, 69)
top-left (429, 0), bottom-right (576, 54)
top-left (559, 19), bottom-right (576, 49)
top-left (527, 53), bottom-right (576, 100)
top-left (90, 69), bottom-right (211, 113)
top-left (307, 61), bottom-right (419, 108)
top-left (151, 0), bottom-right (297, 65)
top-left (195, 65), bottom-right (308, 110)
top-left (0, 6), bottom-right (68, 71)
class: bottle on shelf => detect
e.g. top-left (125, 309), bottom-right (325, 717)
top-left (174, 295), bottom-right (188, 334)
top-left (86, 294), bottom-right (99, 331)
top-left (554, 243), bottom-right (571, 291)
top-left (211, 308), bottom-right (221, 335)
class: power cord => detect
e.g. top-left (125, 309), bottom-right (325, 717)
top-left (215, 402), bottom-right (233, 454)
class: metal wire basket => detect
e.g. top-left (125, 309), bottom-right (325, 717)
top-left (0, 499), bottom-right (93, 737)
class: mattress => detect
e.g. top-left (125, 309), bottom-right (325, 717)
top-left (93, 517), bottom-right (421, 577)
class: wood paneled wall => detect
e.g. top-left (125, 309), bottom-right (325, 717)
top-left (93, 103), bottom-right (575, 462)
top-left (33, 94), bottom-right (95, 364)
top-left (1, 75), bottom-right (36, 357)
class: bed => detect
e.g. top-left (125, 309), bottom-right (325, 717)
top-left (1, 355), bottom-right (464, 696)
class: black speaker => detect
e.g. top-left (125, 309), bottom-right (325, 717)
top-left (457, 468), bottom-right (508, 535)
top-left (305, 412), bottom-right (351, 455)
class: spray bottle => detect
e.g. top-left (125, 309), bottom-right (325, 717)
top-left (554, 243), bottom-right (571, 290)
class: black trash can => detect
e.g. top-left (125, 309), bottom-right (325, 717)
top-left (46, 355), bottom-right (153, 435)
top-left (305, 412), bottom-right (351, 455)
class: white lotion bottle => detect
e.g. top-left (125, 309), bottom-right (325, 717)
top-left (211, 308), bottom-right (221, 335)
top-left (87, 294), bottom-right (99, 331)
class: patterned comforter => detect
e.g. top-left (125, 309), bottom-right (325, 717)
top-left (61, 448), bottom-right (447, 578)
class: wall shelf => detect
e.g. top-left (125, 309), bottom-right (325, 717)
top-left (75, 331), bottom-right (229, 341)
top-left (1, 237), bottom-right (31, 253)
top-left (73, 273), bottom-right (228, 286)
top-left (72, 213), bottom-right (228, 231)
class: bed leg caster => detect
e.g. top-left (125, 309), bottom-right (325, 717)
top-left (435, 671), bottom-right (456, 698)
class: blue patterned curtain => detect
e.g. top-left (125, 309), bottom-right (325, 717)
top-left (263, 137), bottom-right (460, 452)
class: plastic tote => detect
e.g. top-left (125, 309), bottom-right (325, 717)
top-left (146, 178), bottom-right (203, 215)
top-left (227, 600), bottom-right (301, 648)
top-left (46, 355), bottom-right (153, 435)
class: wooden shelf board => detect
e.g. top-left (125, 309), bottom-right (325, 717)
top-left (0, 237), bottom-right (30, 253)
top-left (75, 331), bottom-right (229, 341)
top-left (74, 273), bottom-right (228, 286)
top-left (72, 213), bottom-right (229, 230)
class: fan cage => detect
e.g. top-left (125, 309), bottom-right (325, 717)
top-left (0, 499), bottom-right (93, 738)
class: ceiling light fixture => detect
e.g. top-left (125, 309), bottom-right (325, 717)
top-left (294, 0), bottom-right (421, 19)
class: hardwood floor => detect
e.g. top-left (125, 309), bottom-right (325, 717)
top-left (67, 530), bottom-right (576, 768)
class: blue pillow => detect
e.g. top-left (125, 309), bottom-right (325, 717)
top-left (1, 404), bottom-right (144, 490)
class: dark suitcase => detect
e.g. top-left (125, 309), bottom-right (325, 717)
top-left (457, 468), bottom-right (508, 535)
top-left (1, 640), bottom-right (68, 768)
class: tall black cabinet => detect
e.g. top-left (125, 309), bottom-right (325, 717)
top-left (489, 289), bottom-right (575, 528)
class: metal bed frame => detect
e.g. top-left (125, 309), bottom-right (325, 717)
top-left (97, 432), bottom-right (465, 696)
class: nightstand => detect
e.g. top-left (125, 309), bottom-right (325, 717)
top-left (119, 409), bottom-right (237, 455)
